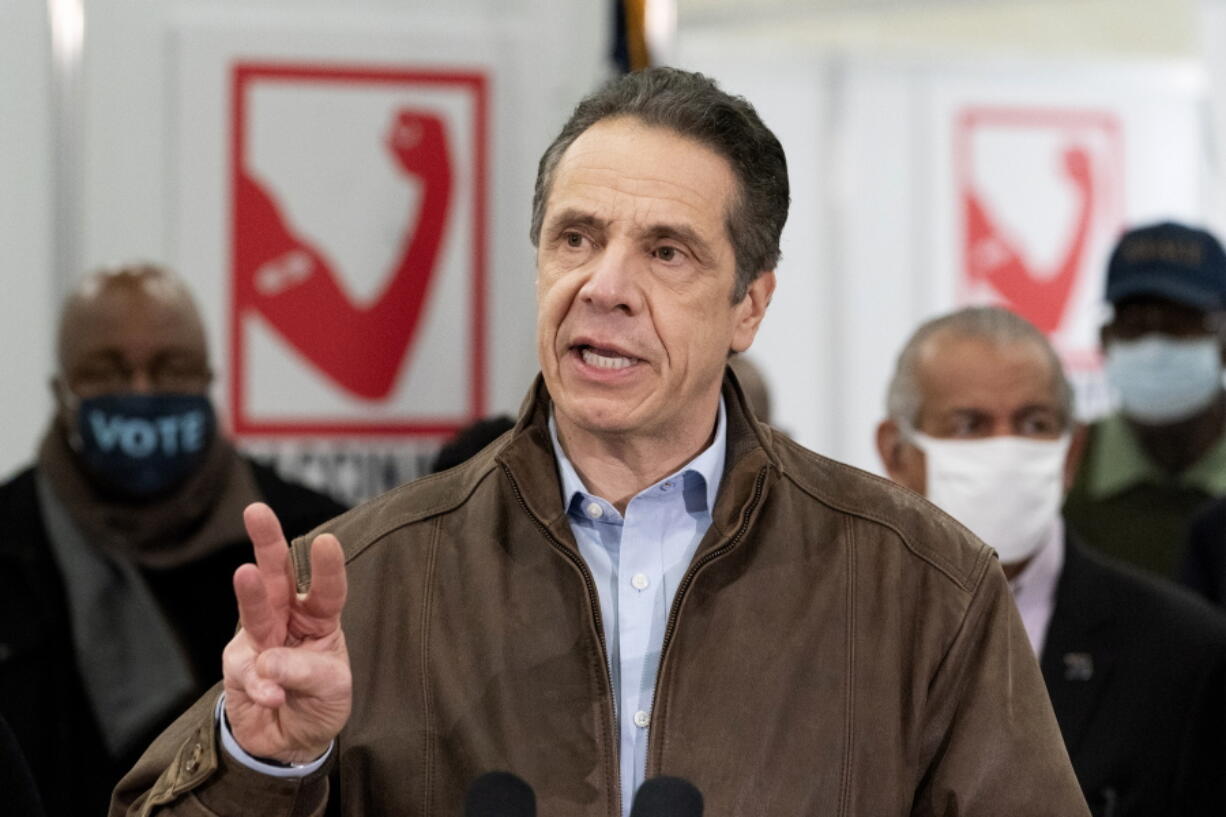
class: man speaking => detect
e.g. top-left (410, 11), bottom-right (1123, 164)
top-left (112, 68), bottom-right (1087, 817)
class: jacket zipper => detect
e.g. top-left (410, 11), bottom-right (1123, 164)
top-left (649, 466), bottom-right (769, 766)
top-left (501, 463), bottom-right (621, 816)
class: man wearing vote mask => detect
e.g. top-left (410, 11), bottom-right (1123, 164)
top-left (112, 69), bottom-right (1087, 817)
top-left (0, 264), bottom-right (345, 817)
top-left (1063, 222), bottom-right (1226, 582)
top-left (877, 305), bottom-right (1226, 817)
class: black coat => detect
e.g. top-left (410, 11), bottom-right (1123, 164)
top-left (1182, 496), bottom-right (1226, 607)
top-left (1042, 537), bottom-right (1226, 817)
top-left (0, 460), bottom-right (346, 817)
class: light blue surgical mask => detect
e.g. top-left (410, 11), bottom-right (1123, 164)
top-left (1105, 335), bottom-right (1223, 424)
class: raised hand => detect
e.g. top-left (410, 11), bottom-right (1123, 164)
top-left (222, 503), bottom-right (352, 764)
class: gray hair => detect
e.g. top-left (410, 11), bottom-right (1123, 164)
top-left (529, 67), bottom-right (789, 302)
top-left (885, 306), bottom-right (1075, 429)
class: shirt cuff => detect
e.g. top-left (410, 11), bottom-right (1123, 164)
top-left (214, 693), bottom-right (332, 778)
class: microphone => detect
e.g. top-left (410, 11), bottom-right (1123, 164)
top-left (629, 776), bottom-right (704, 817)
top-left (464, 771), bottom-right (536, 817)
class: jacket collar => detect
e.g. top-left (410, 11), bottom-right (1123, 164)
top-left (1085, 412), bottom-right (1226, 497)
top-left (496, 368), bottom-right (779, 553)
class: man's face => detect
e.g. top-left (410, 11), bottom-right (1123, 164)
top-left (55, 278), bottom-right (212, 421)
top-left (535, 117), bottom-right (773, 444)
top-left (1102, 294), bottom-right (1219, 347)
top-left (878, 333), bottom-right (1068, 495)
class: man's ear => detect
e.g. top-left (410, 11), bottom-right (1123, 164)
top-left (730, 271), bottom-right (776, 354)
top-left (49, 374), bottom-right (69, 414)
top-left (1063, 422), bottom-right (1089, 493)
top-left (877, 418), bottom-right (926, 494)
top-left (876, 419), bottom-right (907, 480)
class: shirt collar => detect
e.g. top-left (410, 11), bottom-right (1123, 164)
top-left (1007, 517), bottom-right (1065, 656)
top-left (1086, 412), bottom-right (1226, 498)
top-left (548, 397), bottom-right (727, 515)
top-left (1009, 517), bottom-right (1064, 602)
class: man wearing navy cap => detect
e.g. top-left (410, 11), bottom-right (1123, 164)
top-left (1065, 221), bottom-right (1226, 581)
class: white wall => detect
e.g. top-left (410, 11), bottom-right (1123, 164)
top-left (8, 0), bottom-right (1226, 491)
top-left (0, 0), bottom-right (55, 480)
top-left (678, 29), bottom-right (1209, 475)
top-left (0, 0), bottom-right (610, 499)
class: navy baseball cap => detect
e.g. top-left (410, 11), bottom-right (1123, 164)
top-left (1105, 221), bottom-right (1226, 311)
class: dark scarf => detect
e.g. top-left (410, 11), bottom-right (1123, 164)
top-left (35, 421), bottom-right (260, 757)
top-left (36, 419), bottom-right (256, 569)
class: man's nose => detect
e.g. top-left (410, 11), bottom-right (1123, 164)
top-left (128, 368), bottom-right (156, 394)
top-left (577, 242), bottom-right (643, 314)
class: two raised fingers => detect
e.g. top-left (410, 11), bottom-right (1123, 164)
top-left (235, 502), bottom-right (348, 648)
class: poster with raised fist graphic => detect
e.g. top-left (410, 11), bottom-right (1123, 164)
top-left (169, 19), bottom-right (598, 501)
top-left (230, 63), bottom-right (487, 436)
top-left (954, 107), bottom-right (1123, 362)
top-left (926, 65), bottom-right (1206, 421)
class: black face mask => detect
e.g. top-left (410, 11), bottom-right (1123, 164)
top-left (72, 393), bottom-right (216, 499)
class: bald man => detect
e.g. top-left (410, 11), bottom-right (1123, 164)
top-left (0, 264), bottom-right (346, 817)
top-left (877, 306), bottom-right (1226, 816)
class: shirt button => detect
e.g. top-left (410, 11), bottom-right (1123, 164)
top-left (631, 573), bottom-right (650, 590)
top-left (585, 502), bottom-right (603, 519)
top-left (661, 481), bottom-right (674, 492)
top-left (633, 710), bottom-right (651, 728)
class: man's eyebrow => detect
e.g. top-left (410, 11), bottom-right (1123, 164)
top-left (543, 208), bottom-right (608, 235)
top-left (946, 406), bottom-right (988, 418)
top-left (1015, 403), bottom-right (1065, 420)
top-left (641, 224), bottom-right (715, 265)
top-left (74, 349), bottom-right (125, 365)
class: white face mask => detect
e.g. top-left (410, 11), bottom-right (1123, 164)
top-left (1105, 335), bottom-right (1223, 424)
top-left (908, 432), bottom-right (1071, 565)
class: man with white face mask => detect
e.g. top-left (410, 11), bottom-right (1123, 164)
top-left (1064, 222), bottom-right (1226, 582)
top-left (877, 306), bottom-right (1226, 817)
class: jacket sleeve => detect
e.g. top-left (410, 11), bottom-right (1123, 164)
top-left (108, 686), bottom-right (331, 817)
top-left (913, 557), bottom-right (1090, 817)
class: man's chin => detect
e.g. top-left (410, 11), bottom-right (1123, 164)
top-left (552, 397), bottom-right (644, 440)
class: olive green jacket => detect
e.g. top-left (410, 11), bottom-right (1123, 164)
top-left (111, 375), bottom-right (1088, 817)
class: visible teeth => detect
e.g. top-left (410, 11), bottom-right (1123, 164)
top-left (581, 347), bottom-right (635, 370)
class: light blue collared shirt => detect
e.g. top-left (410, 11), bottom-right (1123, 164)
top-left (549, 399), bottom-right (725, 817)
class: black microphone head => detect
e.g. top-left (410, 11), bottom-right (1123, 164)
top-left (464, 771), bottom-right (536, 817)
top-left (629, 776), bottom-right (704, 817)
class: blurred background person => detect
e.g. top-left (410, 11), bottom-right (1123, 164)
top-left (0, 263), bottom-right (346, 817)
top-left (877, 305), bottom-right (1226, 817)
top-left (1184, 488), bottom-right (1226, 607)
top-left (430, 414), bottom-right (516, 473)
top-left (0, 713), bottom-right (44, 817)
top-left (1064, 222), bottom-right (1226, 583)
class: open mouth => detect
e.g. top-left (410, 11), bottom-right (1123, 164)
top-left (575, 344), bottom-right (639, 371)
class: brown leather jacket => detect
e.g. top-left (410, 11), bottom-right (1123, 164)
top-left (111, 375), bottom-right (1089, 817)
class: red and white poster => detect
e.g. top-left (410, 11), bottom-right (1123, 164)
top-left (229, 63), bottom-right (488, 437)
top-left (954, 106), bottom-right (1124, 372)
top-left (170, 18), bottom-right (592, 502)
